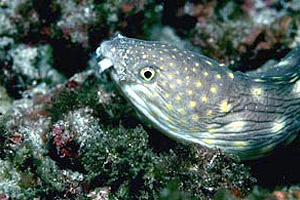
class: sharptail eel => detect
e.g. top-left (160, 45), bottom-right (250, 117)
top-left (97, 34), bottom-right (300, 160)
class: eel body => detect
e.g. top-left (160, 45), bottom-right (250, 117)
top-left (97, 34), bottom-right (300, 160)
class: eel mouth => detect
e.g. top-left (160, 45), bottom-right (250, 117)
top-left (97, 58), bottom-right (113, 74)
top-left (96, 40), bottom-right (114, 74)
top-left (96, 36), bottom-right (127, 77)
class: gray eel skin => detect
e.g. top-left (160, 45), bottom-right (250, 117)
top-left (97, 34), bottom-right (300, 160)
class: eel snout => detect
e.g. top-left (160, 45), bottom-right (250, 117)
top-left (96, 41), bottom-right (114, 74)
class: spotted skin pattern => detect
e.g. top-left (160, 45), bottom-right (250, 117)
top-left (98, 34), bottom-right (300, 160)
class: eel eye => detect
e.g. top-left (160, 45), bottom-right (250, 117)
top-left (140, 67), bottom-right (156, 81)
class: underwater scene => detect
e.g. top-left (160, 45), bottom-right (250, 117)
top-left (1, 0), bottom-right (300, 199)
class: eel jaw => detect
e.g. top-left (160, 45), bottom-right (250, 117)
top-left (96, 41), bottom-right (114, 74)
top-left (97, 58), bottom-right (113, 74)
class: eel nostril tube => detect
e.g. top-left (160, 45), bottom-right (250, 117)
top-left (96, 46), bottom-right (101, 57)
